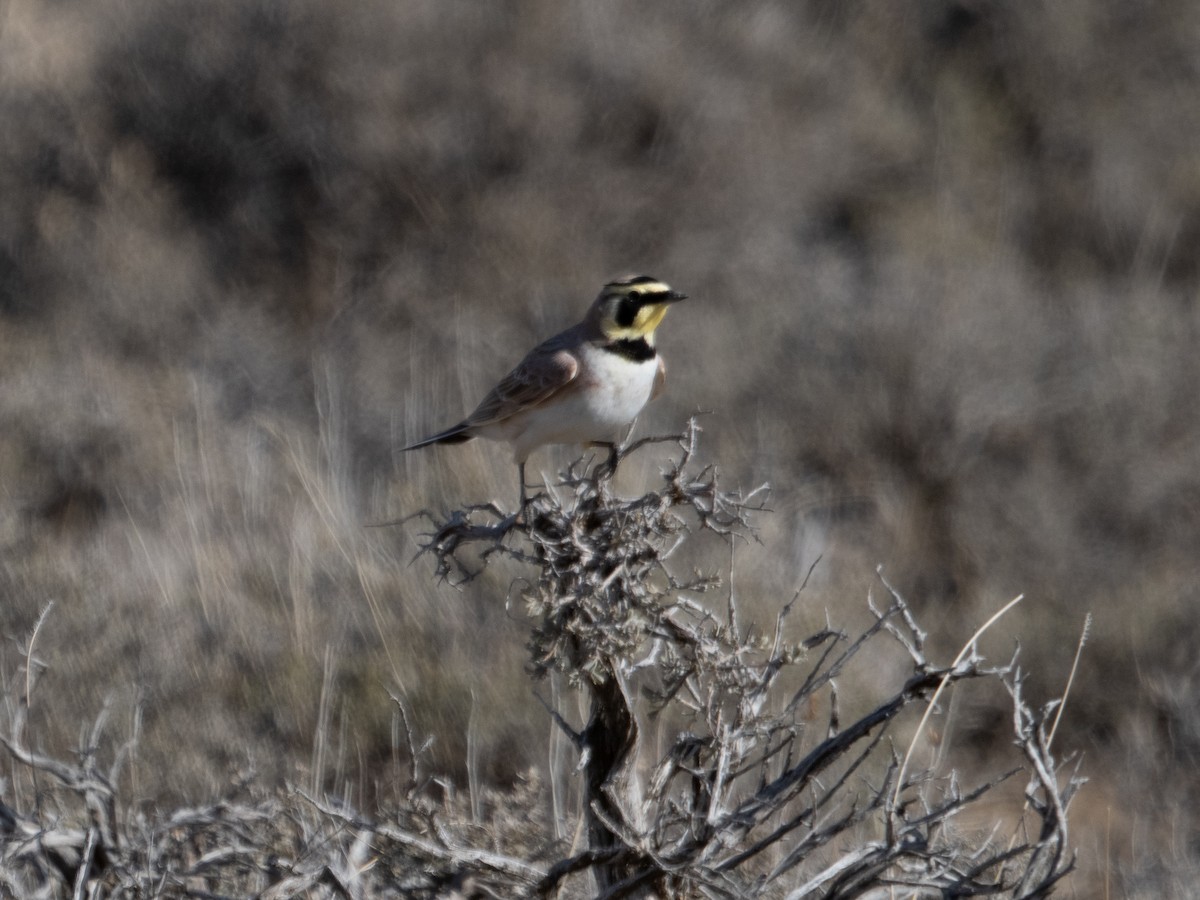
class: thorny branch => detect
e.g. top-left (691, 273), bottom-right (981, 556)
top-left (0, 420), bottom-right (1079, 898)
top-left (409, 419), bottom-right (1079, 898)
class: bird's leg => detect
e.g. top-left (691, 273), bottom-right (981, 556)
top-left (518, 461), bottom-right (528, 513)
top-left (599, 419), bottom-right (638, 482)
top-left (593, 442), bottom-right (620, 483)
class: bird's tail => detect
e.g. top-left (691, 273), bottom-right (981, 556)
top-left (401, 422), bottom-right (473, 451)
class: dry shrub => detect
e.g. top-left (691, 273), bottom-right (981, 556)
top-left (2, 427), bottom-right (1078, 897)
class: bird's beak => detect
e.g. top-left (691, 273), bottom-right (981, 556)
top-left (661, 290), bottom-right (688, 303)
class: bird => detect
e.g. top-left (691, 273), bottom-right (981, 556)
top-left (402, 275), bottom-right (687, 508)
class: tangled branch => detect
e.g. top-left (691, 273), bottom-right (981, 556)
top-left (410, 419), bottom-right (1079, 897)
top-left (0, 420), bottom-right (1079, 898)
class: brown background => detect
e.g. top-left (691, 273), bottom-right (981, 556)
top-left (2, 2), bottom-right (1198, 893)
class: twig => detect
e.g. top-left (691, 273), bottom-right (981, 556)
top-left (893, 592), bottom-right (1025, 815)
top-left (1049, 612), bottom-right (1091, 748)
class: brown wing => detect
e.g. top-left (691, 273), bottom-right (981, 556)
top-left (464, 332), bottom-right (581, 428)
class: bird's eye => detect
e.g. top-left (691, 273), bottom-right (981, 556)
top-left (615, 296), bottom-right (638, 328)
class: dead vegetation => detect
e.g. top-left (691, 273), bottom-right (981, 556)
top-left (3, 428), bottom-right (1079, 896)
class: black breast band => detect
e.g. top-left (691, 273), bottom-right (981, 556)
top-left (602, 338), bottom-right (656, 362)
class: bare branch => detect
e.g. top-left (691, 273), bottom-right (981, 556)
top-left (0, 419), bottom-right (1076, 899)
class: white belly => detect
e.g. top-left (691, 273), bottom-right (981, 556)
top-left (482, 348), bottom-right (659, 462)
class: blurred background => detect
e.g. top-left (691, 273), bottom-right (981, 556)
top-left (2, 0), bottom-right (1198, 892)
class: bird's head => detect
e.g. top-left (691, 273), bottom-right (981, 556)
top-left (591, 275), bottom-right (687, 344)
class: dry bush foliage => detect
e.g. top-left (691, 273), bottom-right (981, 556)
top-left (2, 424), bottom-right (1079, 897)
top-left (416, 422), bottom-right (1080, 897)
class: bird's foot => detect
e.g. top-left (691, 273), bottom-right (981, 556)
top-left (592, 442), bottom-right (621, 483)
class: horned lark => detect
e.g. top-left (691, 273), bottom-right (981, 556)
top-left (402, 275), bottom-right (687, 506)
